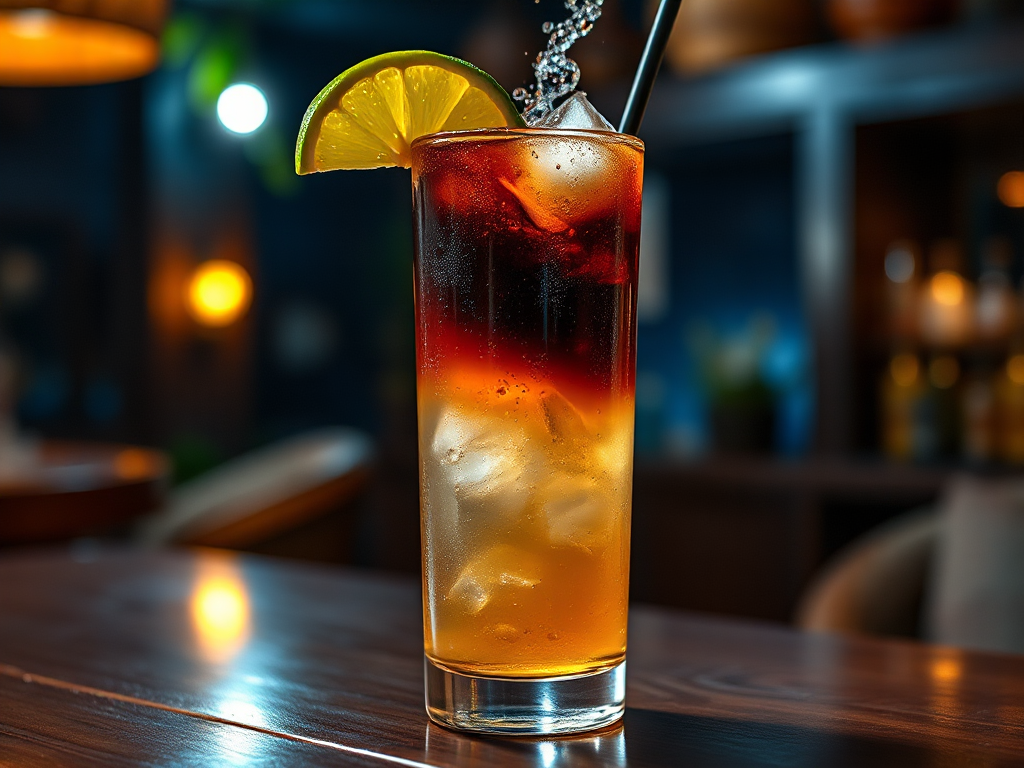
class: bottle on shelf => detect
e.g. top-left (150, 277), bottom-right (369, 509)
top-left (961, 237), bottom-right (1014, 464)
top-left (918, 239), bottom-right (974, 350)
top-left (881, 240), bottom-right (927, 461)
top-left (883, 239), bottom-right (920, 340)
top-left (974, 237), bottom-right (1017, 348)
top-left (962, 366), bottom-right (997, 464)
top-left (927, 352), bottom-right (961, 458)
top-left (996, 350), bottom-right (1024, 464)
top-left (994, 271), bottom-right (1024, 464)
top-left (881, 350), bottom-right (933, 461)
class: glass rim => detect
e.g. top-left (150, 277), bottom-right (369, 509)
top-left (410, 126), bottom-right (644, 152)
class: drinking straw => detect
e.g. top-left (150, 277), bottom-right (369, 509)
top-left (618, 0), bottom-right (684, 136)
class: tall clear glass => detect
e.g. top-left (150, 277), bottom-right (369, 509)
top-left (411, 127), bottom-right (643, 735)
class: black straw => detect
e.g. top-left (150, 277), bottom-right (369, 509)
top-left (618, 0), bottom-right (684, 136)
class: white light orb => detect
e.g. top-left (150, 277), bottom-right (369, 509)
top-left (216, 83), bottom-right (268, 135)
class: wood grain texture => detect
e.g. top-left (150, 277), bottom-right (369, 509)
top-left (0, 675), bottom-right (387, 767)
top-left (1, 548), bottom-right (1023, 767)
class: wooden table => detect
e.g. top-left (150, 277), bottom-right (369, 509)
top-left (1, 548), bottom-right (1023, 766)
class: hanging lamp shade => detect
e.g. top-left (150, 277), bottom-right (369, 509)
top-left (0, 0), bottom-right (168, 86)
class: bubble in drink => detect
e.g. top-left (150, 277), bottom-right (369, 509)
top-left (513, 0), bottom-right (606, 124)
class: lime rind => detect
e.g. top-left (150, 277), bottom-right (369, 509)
top-left (295, 50), bottom-right (526, 174)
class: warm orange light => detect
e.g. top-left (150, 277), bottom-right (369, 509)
top-left (186, 260), bottom-right (253, 328)
top-left (191, 563), bottom-right (251, 663)
top-left (113, 448), bottom-right (154, 480)
top-left (889, 353), bottom-right (919, 387)
top-left (1008, 354), bottom-right (1024, 386)
top-left (0, 8), bottom-right (163, 86)
top-left (930, 655), bottom-right (962, 684)
top-left (998, 171), bottom-right (1024, 209)
top-left (929, 356), bottom-right (960, 389)
top-left (930, 271), bottom-right (965, 307)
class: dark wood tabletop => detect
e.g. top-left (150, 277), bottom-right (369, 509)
top-left (1, 548), bottom-right (1023, 767)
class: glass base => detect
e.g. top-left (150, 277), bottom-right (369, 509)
top-left (424, 657), bottom-right (625, 735)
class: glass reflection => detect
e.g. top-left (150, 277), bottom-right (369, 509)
top-left (212, 693), bottom-right (270, 765)
top-left (424, 722), bottom-right (626, 767)
top-left (190, 558), bottom-right (251, 663)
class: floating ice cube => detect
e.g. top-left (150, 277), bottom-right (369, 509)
top-left (447, 545), bottom-right (541, 614)
top-left (592, 409), bottom-right (635, 481)
top-left (430, 407), bottom-right (536, 526)
top-left (539, 473), bottom-right (614, 551)
top-left (447, 569), bottom-right (490, 614)
top-left (498, 177), bottom-right (570, 233)
top-left (540, 390), bottom-right (589, 445)
top-left (533, 92), bottom-right (615, 132)
top-left (502, 109), bottom-right (622, 228)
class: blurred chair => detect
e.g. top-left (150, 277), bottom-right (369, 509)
top-left (795, 507), bottom-right (937, 638)
top-left (136, 428), bottom-right (373, 562)
top-left (798, 475), bottom-right (1024, 655)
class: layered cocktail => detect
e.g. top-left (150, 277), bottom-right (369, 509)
top-left (295, 0), bottom-right (652, 736)
top-left (413, 127), bottom-right (642, 732)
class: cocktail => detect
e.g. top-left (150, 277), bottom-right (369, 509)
top-left (413, 125), bottom-right (641, 732)
top-left (295, 0), bottom-right (676, 735)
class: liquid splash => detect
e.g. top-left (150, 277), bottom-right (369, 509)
top-left (513, 0), bottom-right (604, 124)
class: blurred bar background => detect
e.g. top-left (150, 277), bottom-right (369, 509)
top-left (3, 0), bottom-right (1024, 628)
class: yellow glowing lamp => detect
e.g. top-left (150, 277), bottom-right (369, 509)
top-left (0, 2), bottom-right (167, 87)
top-left (187, 260), bottom-right (253, 328)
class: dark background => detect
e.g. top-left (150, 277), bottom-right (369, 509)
top-left (3, 0), bottom-right (1024, 622)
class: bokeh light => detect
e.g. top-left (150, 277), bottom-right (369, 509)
top-left (1007, 354), bottom-right (1024, 386)
top-left (191, 562), bottom-right (251, 663)
top-left (930, 271), bottom-right (965, 306)
top-left (997, 171), bottom-right (1024, 208)
top-left (884, 244), bottom-right (915, 283)
top-left (929, 355), bottom-right (959, 389)
top-left (0, 7), bottom-right (161, 86)
top-left (187, 260), bottom-right (253, 327)
top-left (890, 353), bottom-right (919, 387)
top-left (216, 83), bottom-right (268, 134)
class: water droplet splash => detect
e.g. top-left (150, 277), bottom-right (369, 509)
top-left (513, 0), bottom-right (604, 125)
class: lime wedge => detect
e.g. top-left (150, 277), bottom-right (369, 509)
top-left (295, 51), bottom-right (526, 174)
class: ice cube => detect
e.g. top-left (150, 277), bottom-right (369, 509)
top-left (533, 92), bottom-right (615, 132)
top-left (539, 473), bottom-right (615, 551)
top-left (502, 107), bottom-right (622, 228)
top-left (430, 407), bottom-right (537, 526)
top-left (540, 390), bottom-right (588, 445)
top-left (447, 570), bottom-right (490, 614)
top-left (537, 389), bottom-right (593, 473)
top-left (592, 409), bottom-right (634, 481)
top-left (498, 177), bottom-right (570, 233)
top-left (447, 545), bottom-right (541, 614)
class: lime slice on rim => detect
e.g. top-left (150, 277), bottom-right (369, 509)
top-left (295, 51), bottom-right (526, 174)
